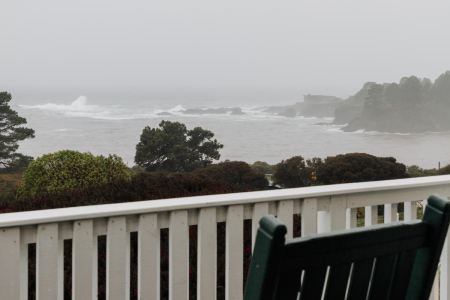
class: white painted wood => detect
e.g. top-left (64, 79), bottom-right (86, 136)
top-left (20, 241), bottom-right (28, 300)
top-left (404, 201), bottom-right (417, 221)
top-left (138, 213), bottom-right (159, 300)
top-left (384, 203), bottom-right (398, 223)
top-left (252, 202), bottom-right (269, 250)
top-left (0, 227), bottom-right (21, 299)
top-left (106, 217), bottom-right (130, 300)
top-left (169, 210), bottom-right (189, 300)
top-left (317, 211), bottom-right (331, 233)
top-left (198, 207), bottom-right (217, 300)
top-left (301, 198), bottom-right (318, 236)
top-left (365, 206), bottom-right (378, 226)
top-left (330, 195), bottom-right (346, 231)
top-left (277, 200), bottom-right (294, 238)
top-left (441, 236), bottom-right (450, 300)
top-left (226, 205), bottom-right (243, 300)
top-left (2, 176), bottom-right (450, 228)
top-left (429, 269), bottom-right (439, 300)
top-left (36, 223), bottom-right (63, 300)
top-left (346, 208), bottom-right (357, 229)
top-left (72, 219), bottom-right (97, 300)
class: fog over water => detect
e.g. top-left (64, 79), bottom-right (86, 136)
top-left (10, 87), bottom-right (450, 169)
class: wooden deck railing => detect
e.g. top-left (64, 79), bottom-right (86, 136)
top-left (1, 175), bottom-right (450, 299)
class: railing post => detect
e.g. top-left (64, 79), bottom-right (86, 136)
top-left (36, 223), bottom-right (63, 300)
top-left (404, 201), bottom-right (417, 221)
top-left (301, 198), bottom-right (317, 236)
top-left (169, 210), bottom-right (189, 300)
top-left (138, 213), bottom-right (159, 300)
top-left (384, 203), bottom-right (398, 223)
top-left (346, 208), bottom-right (357, 229)
top-left (72, 219), bottom-right (97, 300)
top-left (198, 207), bottom-right (217, 300)
top-left (277, 200), bottom-right (294, 239)
top-left (317, 211), bottom-right (331, 233)
top-left (226, 205), bottom-right (243, 300)
top-left (441, 235), bottom-right (450, 300)
top-left (252, 202), bottom-right (269, 250)
top-left (365, 206), bottom-right (378, 226)
top-left (0, 227), bottom-right (21, 299)
top-left (331, 195), bottom-right (346, 231)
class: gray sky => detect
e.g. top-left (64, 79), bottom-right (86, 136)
top-left (1, 0), bottom-right (450, 96)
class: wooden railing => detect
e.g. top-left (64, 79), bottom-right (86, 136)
top-left (1, 175), bottom-right (450, 299)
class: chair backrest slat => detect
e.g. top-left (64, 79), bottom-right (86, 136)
top-left (244, 194), bottom-right (450, 300)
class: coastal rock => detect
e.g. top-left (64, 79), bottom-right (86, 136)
top-left (157, 112), bottom-right (173, 116)
top-left (299, 102), bottom-right (340, 118)
top-left (182, 108), bottom-right (229, 115)
top-left (231, 107), bottom-right (245, 115)
top-left (332, 105), bottom-right (363, 125)
top-left (278, 108), bottom-right (297, 118)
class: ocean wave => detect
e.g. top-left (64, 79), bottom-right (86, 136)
top-left (19, 96), bottom-right (97, 112)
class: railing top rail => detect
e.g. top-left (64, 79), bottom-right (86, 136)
top-left (1, 175), bottom-right (450, 228)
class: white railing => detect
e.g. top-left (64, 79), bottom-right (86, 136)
top-left (1, 175), bottom-right (450, 299)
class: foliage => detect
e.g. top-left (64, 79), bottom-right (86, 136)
top-left (250, 161), bottom-right (274, 174)
top-left (316, 153), bottom-right (409, 184)
top-left (192, 161), bottom-right (268, 190)
top-left (436, 164), bottom-right (450, 176)
top-left (17, 150), bottom-right (131, 197)
top-left (135, 120), bottom-right (223, 173)
top-left (0, 91), bottom-right (35, 169)
top-left (272, 156), bottom-right (322, 188)
top-left (1, 172), bottom-right (258, 300)
top-left (406, 165), bottom-right (437, 177)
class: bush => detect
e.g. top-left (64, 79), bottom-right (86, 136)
top-left (406, 165), bottom-right (437, 177)
top-left (436, 164), bottom-right (450, 176)
top-left (316, 153), bottom-right (409, 184)
top-left (272, 156), bottom-right (322, 188)
top-left (250, 161), bottom-right (274, 174)
top-left (17, 150), bottom-right (131, 197)
top-left (1, 172), bottom-right (261, 300)
top-left (192, 161), bottom-right (268, 190)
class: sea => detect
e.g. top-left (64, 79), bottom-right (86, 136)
top-left (8, 87), bottom-right (450, 170)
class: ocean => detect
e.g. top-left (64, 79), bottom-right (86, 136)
top-left (8, 87), bottom-right (450, 170)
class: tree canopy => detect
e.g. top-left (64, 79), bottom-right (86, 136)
top-left (272, 156), bottom-right (322, 188)
top-left (0, 91), bottom-right (35, 169)
top-left (135, 120), bottom-right (223, 172)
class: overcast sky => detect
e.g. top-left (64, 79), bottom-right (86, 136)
top-left (1, 0), bottom-right (450, 95)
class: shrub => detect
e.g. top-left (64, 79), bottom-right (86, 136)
top-left (436, 164), bottom-right (450, 176)
top-left (272, 156), bottom-right (322, 188)
top-left (17, 150), bottom-right (131, 197)
top-left (192, 161), bottom-right (268, 190)
top-left (316, 153), bottom-right (409, 184)
top-left (406, 165), bottom-right (437, 177)
top-left (250, 161), bottom-right (274, 174)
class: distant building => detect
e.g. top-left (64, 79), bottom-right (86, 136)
top-left (303, 94), bottom-right (343, 103)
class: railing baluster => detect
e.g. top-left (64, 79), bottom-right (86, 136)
top-left (169, 210), bottom-right (189, 300)
top-left (73, 219), bottom-right (97, 300)
top-left (441, 235), bottom-right (450, 300)
top-left (198, 207), bottom-right (217, 300)
top-left (277, 200), bottom-right (294, 239)
top-left (346, 208), bottom-right (357, 229)
top-left (384, 203), bottom-right (398, 223)
top-left (36, 223), bottom-right (63, 300)
top-left (404, 201), bottom-right (417, 221)
top-left (226, 205), bottom-right (243, 300)
top-left (106, 216), bottom-right (130, 300)
top-left (302, 198), bottom-right (318, 236)
top-left (252, 202), bottom-right (269, 250)
top-left (138, 213), bottom-right (159, 300)
top-left (0, 227), bottom-right (21, 299)
top-left (365, 206), bottom-right (378, 226)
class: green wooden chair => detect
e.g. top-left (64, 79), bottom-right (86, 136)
top-left (244, 194), bottom-right (450, 300)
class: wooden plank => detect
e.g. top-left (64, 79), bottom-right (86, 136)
top-left (0, 227), bottom-right (21, 299)
top-left (72, 219), bottom-right (97, 300)
top-left (346, 208), bottom-right (357, 229)
top-left (404, 201), bottom-right (417, 221)
top-left (440, 235), bottom-right (450, 300)
top-left (384, 203), bottom-right (398, 223)
top-left (252, 202), bottom-right (269, 250)
top-left (301, 198), bottom-right (317, 236)
top-left (138, 213), bottom-right (159, 300)
top-left (299, 266), bottom-right (328, 300)
top-left (318, 211), bottom-right (331, 233)
top-left (226, 205), bottom-right (243, 300)
top-left (277, 200), bottom-right (294, 239)
top-left (36, 223), bottom-right (63, 300)
top-left (169, 210), bottom-right (189, 300)
top-left (198, 207), bottom-right (217, 300)
top-left (324, 263), bottom-right (351, 300)
top-left (330, 195), bottom-right (346, 231)
top-left (106, 216), bottom-right (130, 300)
top-left (347, 259), bottom-right (374, 299)
top-left (367, 254), bottom-right (396, 300)
top-left (20, 240), bottom-right (28, 300)
top-left (365, 206), bottom-right (378, 226)
top-left (389, 250), bottom-right (416, 299)
top-left (275, 271), bottom-right (301, 300)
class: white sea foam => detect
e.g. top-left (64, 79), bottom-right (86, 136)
top-left (20, 96), bottom-right (97, 112)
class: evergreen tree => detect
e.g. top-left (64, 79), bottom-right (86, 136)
top-left (0, 92), bottom-right (35, 169)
